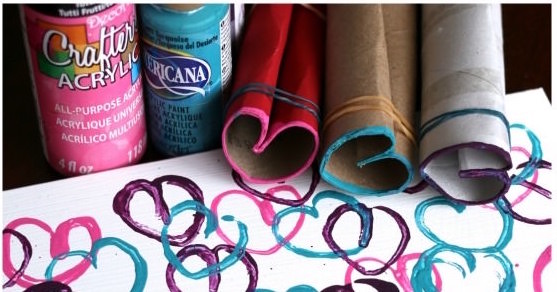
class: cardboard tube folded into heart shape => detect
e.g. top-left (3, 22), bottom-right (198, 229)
top-left (222, 4), bottom-right (325, 183)
top-left (420, 4), bottom-right (512, 204)
top-left (320, 4), bottom-right (418, 195)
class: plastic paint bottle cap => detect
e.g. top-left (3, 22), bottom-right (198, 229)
top-left (163, 4), bottom-right (203, 11)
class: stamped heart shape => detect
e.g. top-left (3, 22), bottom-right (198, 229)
top-left (322, 278), bottom-right (400, 292)
top-left (165, 244), bottom-right (219, 292)
top-left (166, 244), bottom-right (220, 292)
top-left (507, 124), bottom-right (552, 201)
top-left (166, 244), bottom-right (258, 292)
top-left (272, 190), bottom-right (372, 258)
top-left (211, 187), bottom-right (305, 255)
top-left (415, 196), bottom-right (513, 253)
top-left (23, 280), bottom-right (72, 292)
top-left (411, 246), bottom-right (515, 291)
top-left (231, 164), bottom-right (320, 207)
top-left (3, 217), bottom-right (101, 288)
top-left (482, 146), bottom-right (539, 212)
top-left (533, 245), bottom-right (551, 292)
top-left (161, 200), bottom-right (248, 279)
top-left (508, 124), bottom-right (543, 186)
top-left (484, 146), bottom-right (551, 225)
top-left (113, 175), bottom-right (205, 246)
top-left (44, 237), bottom-right (147, 292)
top-left (3, 229), bottom-right (32, 288)
top-left (354, 278), bottom-right (399, 292)
top-left (325, 205), bottom-right (410, 276)
top-left (344, 253), bottom-right (443, 292)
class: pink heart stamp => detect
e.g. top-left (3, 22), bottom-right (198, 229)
top-left (211, 186), bottom-right (305, 255)
top-left (3, 217), bottom-right (101, 288)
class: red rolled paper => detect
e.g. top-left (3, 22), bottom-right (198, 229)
top-left (222, 4), bottom-right (325, 183)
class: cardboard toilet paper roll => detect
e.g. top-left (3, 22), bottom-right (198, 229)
top-left (320, 4), bottom-right (418, 195)
top-left (222, 4), bottom-right (325, 183)
top-left (420, 4), bottom-right (512, 204)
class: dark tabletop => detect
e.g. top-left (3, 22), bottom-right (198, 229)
top-left (2, 4), bottom-right (551, 190)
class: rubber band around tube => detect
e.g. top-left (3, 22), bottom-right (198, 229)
top-left (321, 95), bottom-right (417, 146)
top-left (419, 108), bottom-right (510, 142)
top-left (224, 82), bottom-right (321, 123)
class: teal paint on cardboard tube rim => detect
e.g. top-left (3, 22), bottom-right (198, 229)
top-left (319, 126), bottom-right (414, 196)
top-left (140, 4), bottom-right (232, 156)
top-left (320, 5), bottom-right (419, 195)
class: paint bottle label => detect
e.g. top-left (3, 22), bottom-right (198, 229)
top-left (20, 4), bottom-right (147, 176)
top-left (140, 4), bottom-right (232, 156)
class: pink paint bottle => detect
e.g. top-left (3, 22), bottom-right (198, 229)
top-left (20, 4), bottom-right (147, 176)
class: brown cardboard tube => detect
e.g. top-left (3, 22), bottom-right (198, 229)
top-left (320, 4), bottom-right (418, 195)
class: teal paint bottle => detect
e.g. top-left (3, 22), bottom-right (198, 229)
top-left (140, 4), bottom-right (231, 156)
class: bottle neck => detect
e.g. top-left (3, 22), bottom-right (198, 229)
top-left (162, 4), bottom-right (202, 12)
